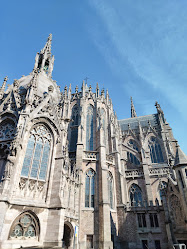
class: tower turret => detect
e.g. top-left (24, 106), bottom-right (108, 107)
top-left (34, 34), bottom-right (54, 78)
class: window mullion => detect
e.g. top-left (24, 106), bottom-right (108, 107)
top-left (89, 176), bottom-right (91, 207)
top-left (28, 139), bottom-right (37, 179)
top-left (37, 141), bottom-right (45, 180)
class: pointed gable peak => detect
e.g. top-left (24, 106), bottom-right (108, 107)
top-left (175, 145), bottom-right (187, 166)
top-left (131, 97), bottom-right (137, 118)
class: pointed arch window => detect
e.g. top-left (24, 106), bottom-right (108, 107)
top-left (127, 152), bottom-right (140, 165)
top-left (85, 169), bottom-right (95, 208)
top-left (21, 125), bottom-right (52, 180)
top-left (128, 139), bottom-right (139, 152)
top-left (149, 137), bottom-right (164, 163)
top-left (9, 212), bottom-right (39, 239)
top-left (86, 105), bottom-right (94, 151)
top-left (108, 172), bottom-right (114, 209)
top-left (129, 184), bottom-right (143, 206)
top-left (69, 105), bottom-right (79, 152)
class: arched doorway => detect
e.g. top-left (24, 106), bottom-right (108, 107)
top-left (62, 222), bottom-right (73, 249)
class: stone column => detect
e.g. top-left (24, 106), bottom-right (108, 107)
top-left (142, 150), bottom-right (153, 204)
top-left (44, 208), bottom-right (65, 247)
top-left (98, 127), bottom-right (113, 249)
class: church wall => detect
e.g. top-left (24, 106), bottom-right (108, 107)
top-left (0, 204), bottom-right (48, 249)
top-left (0, 35), bottom-right (187, 249)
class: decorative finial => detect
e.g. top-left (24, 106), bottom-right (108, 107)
top-left (4, 76), bottom-right (8, 83)
top-left (0, 76), bottom-right (8, 99)
top-left (48, 33), bottom-right (52, 41)
top-left (0, 76), bottom-right (8, 91)
top-left (101, 88), bottom-right (105, 96)
top-left (155, 101), bottom-right (163, 114)
top-left (131, 97), bottom-right (137, 118)
top-left (75, 85), bottom-right (78, 93)
top-left (96, 83), bottom-right (99, 98)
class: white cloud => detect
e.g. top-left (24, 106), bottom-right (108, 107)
top-left (88, 0), bottom-right (187, 119)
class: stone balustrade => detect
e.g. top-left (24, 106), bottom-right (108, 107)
top-left (149, 166), bottom-right (171, 177)
top-left (125, 169), bottom-right (144, 179)
top-left (84, 151), bottom-right (98, 160)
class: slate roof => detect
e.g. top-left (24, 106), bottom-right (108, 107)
top-left (118, 114), bottom-right (159, 131)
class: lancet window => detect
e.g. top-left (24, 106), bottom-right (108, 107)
top-left (127, 152), bottom-right (140, 165)
top-left (85, 169), bottom-right (95, 208)
top-left (86, 105), bottom-right (94, 151)
top-left (21, 125), bottom-right (52, 180)
top-left (129, 184), bottom-right (143, 206)
top-left (128, 139), bottom-right (139, 151)
top-left (148, 137), bottom-right (164, 163)
top-left (108, 172), bottom-right (114, 209)
top-left (9, 212), bottom-right (39, 239)
top-left (69, 105), bottom-right (78, 152)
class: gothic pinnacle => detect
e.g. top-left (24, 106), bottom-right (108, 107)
top-left (1, 76), bottom-right (8, 90)
top-left (0, 76), bottom-right (8, 99)
top-left (41, 33), bottom-right (52, 55)
top-left (131, 97), bottom-right (137, 118)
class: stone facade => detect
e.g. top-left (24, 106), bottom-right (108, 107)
top-left (0, 34), bottom-right (187, 249)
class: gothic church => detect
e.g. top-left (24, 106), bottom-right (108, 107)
top-left (0, 35), bottom-right (187, 249)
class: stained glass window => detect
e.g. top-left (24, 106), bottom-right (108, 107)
top-left (108, 172), bottom-right (114, 209)
top-left (128, 139), bottom-right (139, 152)
top-left (149, 137), bottom-right (164, 163)
top-left (21, 125), bottom-right (52, 180)
top-left (85, 169), bottom-right (95, 208)
top-left (127, 152), bottom-right (140, 165)
top-left (10, 212), bottom-right (38, 239)
top-left (129, 184), bottom-right (142, 206)
top-left (86, 105), bottom-right (94, 151)
top-left (69, 105), bottom-right (79, 152)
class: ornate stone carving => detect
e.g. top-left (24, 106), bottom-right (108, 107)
top-left (0, 123), bottom-right (16, 141)
top-left (19, 178), bottom-right (27, 190)
top-left (37, 181), bottom-right (45, 192)
top-left (2, 160), bottom-right (14, 179)
top-left (28, 179), bottom-right (36, 191)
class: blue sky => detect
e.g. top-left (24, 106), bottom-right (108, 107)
top-left (1, 0), bottom-right (187, 153)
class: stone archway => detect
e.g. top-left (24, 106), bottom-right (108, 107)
top-left (62, 222), bottom-right (74, 249)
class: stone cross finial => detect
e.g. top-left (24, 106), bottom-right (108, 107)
top-left (131, 97), bottom-right (137, 118)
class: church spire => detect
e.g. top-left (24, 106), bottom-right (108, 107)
top-left (34, 34), bottom-right (54, 78)
top-left (131, 97), bottom-right (137, 118)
